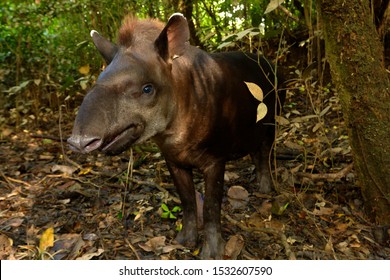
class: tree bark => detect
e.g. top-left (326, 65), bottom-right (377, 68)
top-left (319, 0), bottom-right (390, 225)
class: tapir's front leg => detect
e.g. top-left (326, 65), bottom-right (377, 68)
top-left (201, 161), bottom-right (226, 259)
top-left (166, 160), bottom-right (198, 247)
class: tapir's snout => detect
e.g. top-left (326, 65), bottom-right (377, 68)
top-left (67, 135), bottom-right (103, 154)
top-left (68, 122), bottom-right (145, 155)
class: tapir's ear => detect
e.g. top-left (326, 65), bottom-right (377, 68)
top-left (90, 30), bottom-right (118, 64)
top-left (155, 13), bottom-right (190, 62)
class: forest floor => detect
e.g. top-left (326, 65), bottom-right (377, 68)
top-left (1, 78), bottom-right (390, 260)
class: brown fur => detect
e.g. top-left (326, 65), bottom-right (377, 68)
top-left (118, 16), bottom-right (165, 47)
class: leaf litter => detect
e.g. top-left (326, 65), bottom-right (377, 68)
top-left (0, 82), bottom-right (389, 260)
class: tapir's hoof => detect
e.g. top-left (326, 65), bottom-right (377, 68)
top-left (257, 174), bottom-right (273, 194)
top-left (200, 236), bottom-right (225, 260)
top-left (174, 230), bottom-right (198, 248)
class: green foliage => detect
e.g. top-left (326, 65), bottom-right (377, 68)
top-left (161, 203), bottom-right (182, 220)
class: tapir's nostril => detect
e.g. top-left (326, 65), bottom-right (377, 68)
top-left (67, 136), bottom-right (103, 153)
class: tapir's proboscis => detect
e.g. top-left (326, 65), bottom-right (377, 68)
top-left (68, 13), bottom-right (285, 259)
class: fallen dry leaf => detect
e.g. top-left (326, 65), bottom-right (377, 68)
top-left (50, 234), bottom-right (84, 260)
top-left (313, 206), bottom-right (334, 216)
top-left (76, 248), bottom-right (104, 260)
top-left (139, 236), bottom-right (166, 254)
top-left (0, 233), bottom-right (13, 259)
top-left (51, 164), bottom-right (77, 176)
top-left (138, 236), bottom-right (183, 255)
top-left (224, 234), bottom-right (244, 260)
top-left (162, 244), bottom-right (184, 254)
top-left (227, 185), bottom-right (249, 209)
top-left (5, 218), bottom-right (24, 228)
top-left (224, 171), bottom-right (240, 181)
top-left (257, 200), bottom-right (273, 216)
top-left (324, 237), bottom-right (334, 253)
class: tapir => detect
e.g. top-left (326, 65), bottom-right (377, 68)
top-left (68, 13), bottom-right (285, 259)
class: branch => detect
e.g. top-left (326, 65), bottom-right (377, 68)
top-left (296, 163), bottom-right (353, 181)
top-left (278, 5), bottom-right (300, 22)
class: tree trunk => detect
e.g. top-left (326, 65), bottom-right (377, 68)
top-left (319, 0), bottom-right (390, 225)
top-left (178, 0), bottom-right (203, 47)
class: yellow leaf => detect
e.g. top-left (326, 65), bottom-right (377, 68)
top-left (192, 248), bottom-right (200, 256)
top-left (244, 81), bottom-right (263, 101)
top-left (256, 102), bottom-right (268, 122)
top-left (78, 167), bottom-right (92, 175)
top-left (79, 65), bottom-right (90, 75)
top-left (39, 227), bottom-right (54, 252)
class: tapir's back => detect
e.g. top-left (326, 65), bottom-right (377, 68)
top-left (188, 51), bottom-right (283, 159)
top-left (211, 52), bottom-right (280, 105)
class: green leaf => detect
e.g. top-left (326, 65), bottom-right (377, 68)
top-left (171, 206), bottom-right (182, 213)
top-left (161, 203), bottom-right (169, 212)
top-left (19, 80), bottom-right (30, 89)
top-left (42, 139), bottom-right (53, 145)
top-left (235, 29), bottom-right (251, 40)
top-left (161, 212), bottom-right (170, 219)
top-left (264, 0), bottom-right (286, 14)
top-left (217, 41), bottom-right (235, 49)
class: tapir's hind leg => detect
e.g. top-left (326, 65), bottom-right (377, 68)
top-left (201, 161), bottom-right (226, 259)
top-left (250, 125), bottom-right (275, 194)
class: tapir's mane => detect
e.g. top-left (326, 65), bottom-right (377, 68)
top-left (118, 15), bottom-right (165, 47)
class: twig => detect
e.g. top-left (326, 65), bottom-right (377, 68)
top-left (1, 173), bottom-right (32, 188)
top-left (57, 105), bottom-right (87, 173)
top-left (121, 149), bottom-right (134, 222)
top-left (0, 171), bottom-right (15, 189)
top-left (296, 163), bottom-right (353, 181)
top-left (224, 212), bottom-right (279, 235)
top-left (30, 134), bottom-right (63, 142)
top-left (125, 238), bottom-right (141, 260)
top-left (279, 231), bottom-right (296, 260)
top-left (278, 5), bottom-right (300, 22)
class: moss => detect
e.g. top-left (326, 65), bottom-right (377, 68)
top-left (320, 0), bottom-right (390, 224)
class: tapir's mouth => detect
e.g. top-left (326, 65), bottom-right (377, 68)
top-left (101, 123), bottom-right (144, 154)
top-left (68, 123), bottom-right (144, 155)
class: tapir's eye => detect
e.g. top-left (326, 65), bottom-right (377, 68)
top-left (142, 84), bottom-right (154, 95)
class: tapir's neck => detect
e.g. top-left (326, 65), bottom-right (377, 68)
top-left (172, 47), bottom-right (221, 114)
top-left (153, 47), bottom-right (223, 158)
